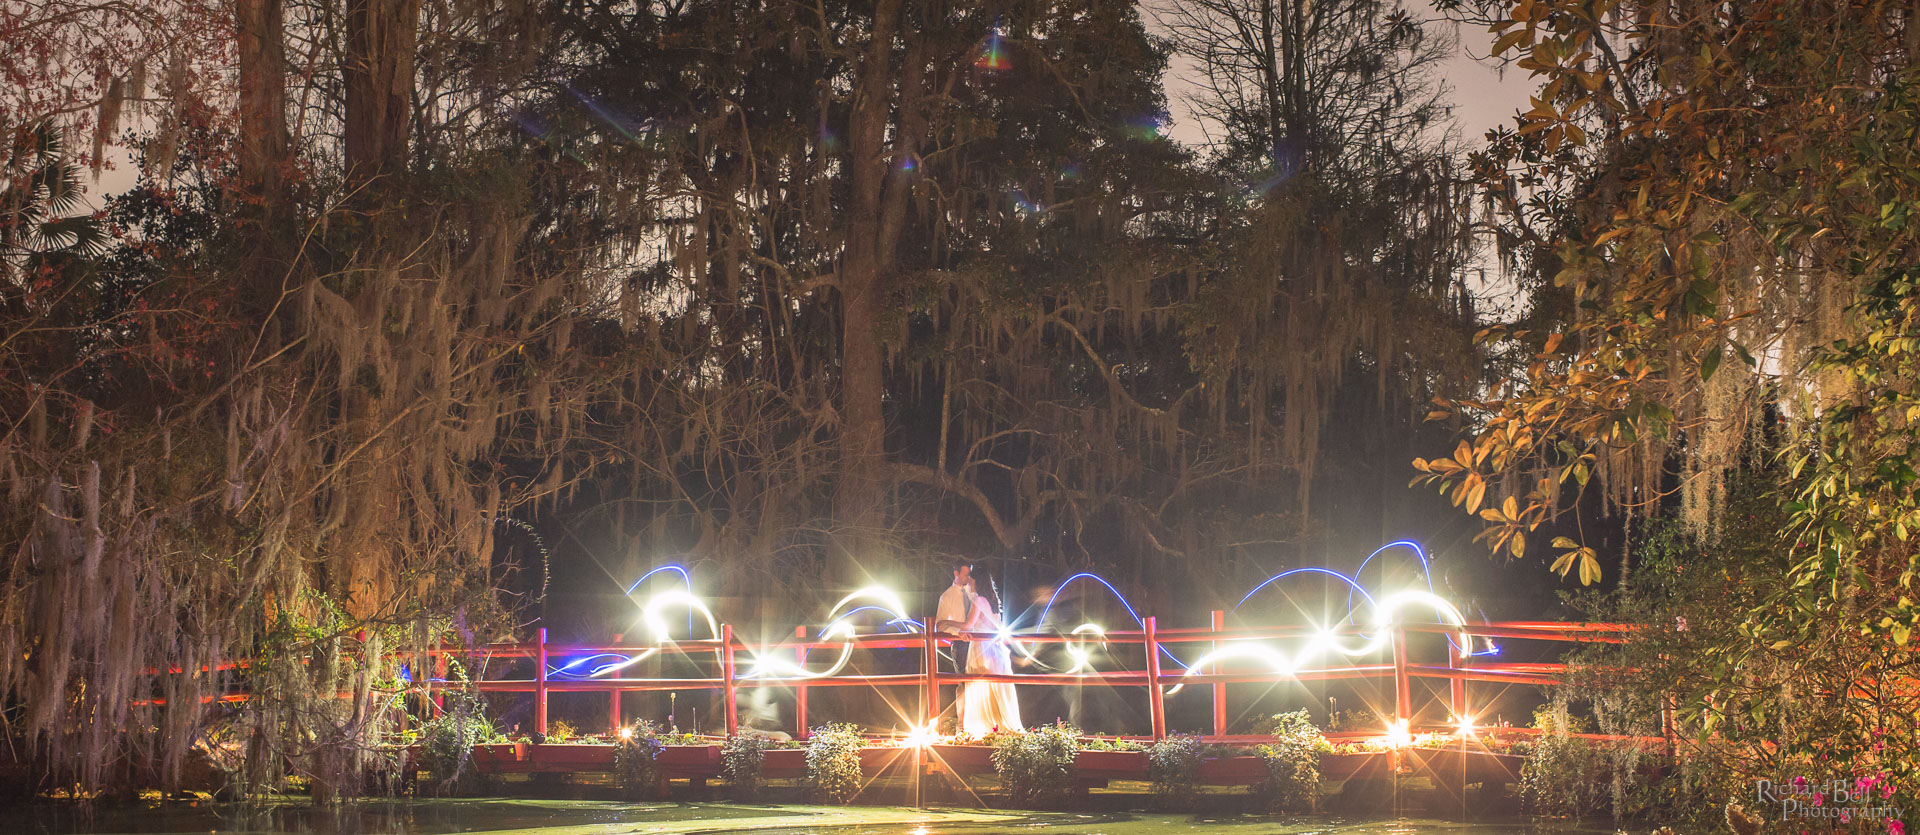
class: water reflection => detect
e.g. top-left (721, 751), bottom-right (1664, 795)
top-left (14, 800), bottom-right (1622, 835)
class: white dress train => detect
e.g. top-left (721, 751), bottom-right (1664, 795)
top-left (960, 593), bottom-right (1023, 737)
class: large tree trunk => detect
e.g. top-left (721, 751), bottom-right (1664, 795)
top-left (343, 0), bottom-right (419, 185)
top-left (236, 0), bottom-right (289, 207)
top-left (833, 0), bottom-right (903, 568)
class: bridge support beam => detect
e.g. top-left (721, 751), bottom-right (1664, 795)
top-left (1145, 616), bottom-right (1166, 740)
top-left (536, 627), bottom-right (549, 736)
top-left (1393, 626), bottom-right (1411, 726)
top-left (1211, 609), bottom-right (1227, 736)
top-left (722, 623), bottom-right (739, 737)
top-left (796, 626), bottom-right (810, 739)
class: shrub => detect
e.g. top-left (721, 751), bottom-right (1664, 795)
top-left (1519, 704), bottom-right (1610, 819)
top-left (614, 721), bottom-right (665, 800)
top-left (1255, 709), bottom-right (1325, 813)
top-left (805, 723), bottom-right (864, 804)
top-left (418, 695), bottom-right (501, 796)
top-left (545, 718), bottom-right (577, 742)
top-left (722, 734), bottom-right (771, 801)
top-left (1145, 734), bottom-right (1206, 810)
top-left (990, 723), bottom-right (1080, 808)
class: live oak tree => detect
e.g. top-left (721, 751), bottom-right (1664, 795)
top-left (4, 0), bottom-right (1500, 799)
top-left (2, 0), bottom-right (587, 798)
top-left (1161, 0), bottom-right (1485, 519)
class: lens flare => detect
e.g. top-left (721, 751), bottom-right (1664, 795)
top-left (1385, 718), bottom-right (1413, 748)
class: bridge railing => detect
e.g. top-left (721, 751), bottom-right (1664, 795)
top-left (408, 614), bottom-right (1643, 744)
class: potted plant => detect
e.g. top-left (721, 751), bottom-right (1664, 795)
top-left (1075, 737), bottom-right (1146, 780)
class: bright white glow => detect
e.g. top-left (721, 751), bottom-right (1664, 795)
top-left (826, 586), bottom-right (912, 624)
top-left (1385, 718), bottom-right (1413, 749)
top-left (743, 621), bottom-right (859, 680)
top-left (1180, 642), bottom-right (1298, 677)
top-left (618, 726), bottom-right (634, 740)
top-left (902, 720), bottom-right (941, 748)
top-left (1176, 591), bottom-right (1471, 687)
top-left (641, 589), bottom-right (721, 642)
top-left (1456, 715), bottom-right (1476, 736)
top-left (1366, 590), bottom-right (1472, 659)
top-left (1063, 623), bottom-right (1107, 674)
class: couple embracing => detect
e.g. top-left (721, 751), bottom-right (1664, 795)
top-left (935, 563), bottom-right (1024, 737)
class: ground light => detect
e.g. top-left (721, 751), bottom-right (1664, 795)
top-left (902, 721), bottom-right (941, 749)
top-left (1384, 718), bottom-right (1413, 749)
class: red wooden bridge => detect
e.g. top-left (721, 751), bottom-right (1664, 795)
top-left (395, 613), bottom-right (1668, 789)
top-left (147, 611), bottom-right (1671, 792)
top-left (427, 615), bottom-right (1643, 740)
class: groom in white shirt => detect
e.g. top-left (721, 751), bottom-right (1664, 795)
top-left (935, 562), bottom-right (973, 695)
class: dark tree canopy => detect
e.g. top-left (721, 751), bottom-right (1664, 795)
top-left (0, 0), bottom-right (1494, 799)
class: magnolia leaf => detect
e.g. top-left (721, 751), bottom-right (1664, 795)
top-left (1491, 28), bottom-right (1531, 56)
top-left (1551, 551), bottom-right (1576, 576)
top-left (1731, 340), bottom-right (1757, 367)
top-left (1577, 551), bottom-right (1601, 585)
top-left (1700, 345), bottom-right (1723, 381)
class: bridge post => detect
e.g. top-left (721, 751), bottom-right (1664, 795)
top-left (1392, 626), bottom-right (1410, 726)
top-left (1449, 639), bottom-right (1467, 725)
top-left (722, 623), bottom-right (739, 737)
top-left (609, 633), bottom-right (623, 732)
top-left (431, 652), bottom-right (447, 717)
top-left (1211, 609), bottom-right (1227, 737)
top-left (922, 618), bottom-right (939, 732)
top-left (1145, 616), bottom-right (1166, 740)
top-left (795, 625), bottom-right (810, 739)
top-left (535, 627), bottom-right (549, 737)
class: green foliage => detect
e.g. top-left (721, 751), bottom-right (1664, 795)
top-left (614, 721), bottom-right (665, 800)
top-left (1518, 731), bottom-right (1610, 819)
top-left (1254, 710), bottom-right (1324, 813)
top-left (1551, 486), bottom-right (1916, 825)
top-left (989, 723), bottom-right (1080, 808)
top-left (545, 718), bottom-right (577, 743)
top-left (417, 692), bottom-right (502, 796)
top-left (0, 122), bottom-right (109, 261)
top-left (1418, 0), bottom-right (1920, 821)
top-left (804, 723), bottom-right (863, 805)
top-left (1144, 733), bottom-right (1206, 810)
top-left (721, 734), bottom-right (771, 801)
top-left (1078, 736), bottom-right (1144, 752)
top-left (1529, 703), bottom-right (1591, 737)
top-left (1323, 709), bottom-right (1372, 734)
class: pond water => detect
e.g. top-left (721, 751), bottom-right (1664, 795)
top-left (10, 800), bottom-right (1621, 835)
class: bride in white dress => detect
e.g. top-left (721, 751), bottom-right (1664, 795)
top-left (960, 578), bottom-right (1023, 736)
